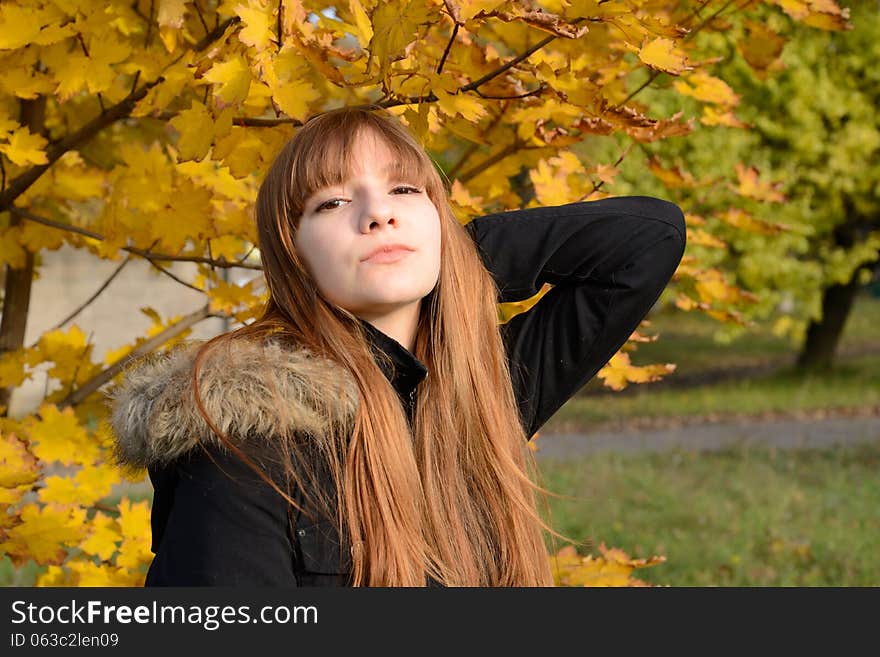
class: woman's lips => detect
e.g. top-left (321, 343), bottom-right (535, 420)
top-left (362, 248), bottom-right (413, 264)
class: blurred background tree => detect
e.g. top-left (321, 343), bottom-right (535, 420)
top-left (601, 0), bottom-right (879, 371)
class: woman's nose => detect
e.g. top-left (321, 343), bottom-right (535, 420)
top-left (359, 189), bottom-right (395, 231)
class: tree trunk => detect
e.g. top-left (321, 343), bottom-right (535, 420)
top-left (796, 212), bottom-right (879, 372)
top-left (0, 97), bottom-right (44, 416)
top-left (795, 272), bottom-right (863, 372)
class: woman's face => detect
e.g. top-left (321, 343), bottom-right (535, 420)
top-left (295, 130), bottom-right (442, 327)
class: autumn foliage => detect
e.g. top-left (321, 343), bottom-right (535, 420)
top-left (0, 0), bottom-right (852, 585)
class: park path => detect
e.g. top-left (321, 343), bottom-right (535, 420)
top-left (533, 407), bottom-right (880, 460)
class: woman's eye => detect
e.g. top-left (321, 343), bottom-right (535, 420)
top-left (315, 199), bottom-right (343, 212)
top-left (393, 185), bottom-right (422, 194)
top-left (315, 186), bottom-right (421, 212)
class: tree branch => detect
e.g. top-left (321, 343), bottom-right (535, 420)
top-left (458, 140), bottom-right (527, 183)
top-left (8, 206), bottom-right (263, 271)
top-left (437, 22), bottom-right (459, 75)
top-left (0, 80), bottom-right (162, 210)
top-left (0, 17), bottom-right (240, 212)
top-left (475, 84), bottom-right (546, 100)
top-left (49, 255), bottom-right (133, 332)
top-left (447, 104), bottom-right (509, 180)
top-left (616, 0), bottom-right (739, 109)
top-left (144, 254), bottom-right (208, 293)
top-left (58, 303), bottom-right (220, 408)
top-left (152, 110), bottom-right (304, 127)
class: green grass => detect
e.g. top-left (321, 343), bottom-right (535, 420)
top-left (538, 442), bottom-right (880, 586)
top-left (547, 294), bottom-right (880, 431)
top-left (548, 353), bottom-right (880, 431)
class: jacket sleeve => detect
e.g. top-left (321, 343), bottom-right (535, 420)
top-left (144, 444), bottom-right (298, 586)
top-left (465, 195), bottom-right (687, 438)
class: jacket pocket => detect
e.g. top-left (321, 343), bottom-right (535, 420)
top-left (293, 517), bottom-right (353, 580)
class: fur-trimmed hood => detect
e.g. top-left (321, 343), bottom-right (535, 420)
top-left (106, 337), bottom-right (360, 470)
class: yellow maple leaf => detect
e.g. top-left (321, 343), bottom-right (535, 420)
top-left (70, 560), bottom-right (144, 586)
top-left (37, 475), bottom-right (80, 506)
top-left (347, 0), bottom-right (374, 49)
top-left (158, 0), bottom-right (187, 28)
top-left (637, 37), bottom-right (693, 76)
top-left (700, 105), bottom-right (750, 128)
top-left (133, 55), bottom-right (196, 116)
top-left (597, 351), bottom-right (676, 391)
top-left (33, 22), bottom-right (76, 46)
top-left (2, 65), bottom-right (56, 100)
top-left (693, 268), bottom-right (759, 306)
top-left (30, 325), bottom-right (95, 385)
top-left (37, 559), bottom-right (143, 587)
top-left (673, 70), bottom-right (740, 106)
top-left (647, 156), bottom-right (697, 188)
top-left (203, 54), bottom-right (253, 107)
top-left (801, 8), bottom-right (852, 30)
top-left (265, 48), bottom-right (322, 121)
top-left (737, 20), bottom-right (787, 74)
top-left (593, 162), bottom-right (619, 185)
top-left (459, 0), bottom-right (507, 22)
top-left (84, 34), bottom-right (132, 93)
top-left (209, 234), bottom-right (249, 261)
top-left (75, 462), bottom-right (121, 504)
top-left (80, 511), bottom-right (122, 561)
top-left (24, 403), bottom-right (103, 467)
top-left (450, 180), bottom-right (485, 220)
top-left (116, 498), bottom-right (153, 571)
top-left (36, 565), bottom-right (72, 586)
top-left (687, 228), bottom-right (727, 249)
top-left (0, 226), bottom-right (28, 269)
top-left (718, 207), bottom-right (789, 235)
top-left (732, 162), bottom-right (787, 203)
top-left (0, 347), bottom-right (30, 388)
top-left (235, 0), bottom-right (275, 51)
top-left (169, 101), bottom-right (215, 162)
top-left (50, 50), bottom-right (91, 101)
top-left (1, 503), bottom-right (88, 566)
top-left (0, 431), bottom-right (39, 490)
top-left (176, 155), bottom-right (255, 200)
top-left (772, 0), bottom-right (811, 20)
top-left (0, 112), bottom-right (18, 138)
top-left (530, 159), bottom-right (575, 206)
top-left (49, 152), bottom-right (106, 201)
top-left (0, 4), bottom-right (42, 50)
top-left (0, 126), bottom-right (49, 166)
top-left (206, 278), bottom-right (261, 314)
top-left (370, 0), bottom-right (436, 77)
top-left (19, 219), bottom-right (66, 252)
top-left (434, 87), bottom-right (487, 123)
top-left (0, 485), bottom-right (26, 510)
top-left (148, 179), bottom-right (214, 250)
top-left (157, 0), bottom-right (189, 51)
top-left (551, 543), bottom-right (665, 587)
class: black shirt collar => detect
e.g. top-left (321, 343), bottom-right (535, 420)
top-left (357, 317), bottom-right (428, 398)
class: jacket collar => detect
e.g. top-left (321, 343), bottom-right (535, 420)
top-left (108, 323), bottom-right (429, 470)
top-left (358, 318), bottom-right (428, 401)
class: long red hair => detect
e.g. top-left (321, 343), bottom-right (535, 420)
top-left (191, 106), bottom-right (564, 586)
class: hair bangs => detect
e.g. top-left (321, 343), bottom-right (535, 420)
top-left (295, 121), bottom-right (437, 220)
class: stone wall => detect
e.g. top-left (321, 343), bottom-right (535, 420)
top-left (7, 244), bottom-right (256, 419)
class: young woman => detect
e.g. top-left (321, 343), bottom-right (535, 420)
top-left (109, 105), bottom-right (686, 587)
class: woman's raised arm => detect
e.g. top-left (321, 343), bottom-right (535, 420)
top-left (465, 195), bottom-right (687, 438)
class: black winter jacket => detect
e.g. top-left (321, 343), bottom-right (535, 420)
top-left (108, 195), bottom-right (687, 586)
